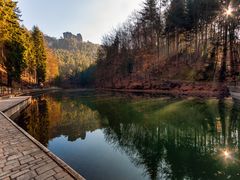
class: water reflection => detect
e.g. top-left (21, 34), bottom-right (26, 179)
top-left (16, 95), bottom-right (105, 142)
top-left (16, 97), bottom-right (49, 146)
top-left (15, 92), bottom-right (240, 180)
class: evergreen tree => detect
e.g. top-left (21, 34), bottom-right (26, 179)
top-left (32, 26), bottom-right (47, 84)
top-left (1, 0), bottom-right (19, 64)
top-left (1, 0), bottom-right (27, 86)
top-left (4, 40), bottom-right (25, 86)
top-left (0, 0), bottom-right (21, 43)
top-left (140, 0), bottom-right (159, 48)
top-left (21, 27), bottom-right (36, 72)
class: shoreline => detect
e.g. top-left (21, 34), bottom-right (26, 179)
top-left (96, 88), bottom-right (228, 98)
top-left (4, 81), bottom-right (230, 98)
top-left (96, 81), bottom-right (230, 98)
top-left (21, 87), bottom-right (229, 98)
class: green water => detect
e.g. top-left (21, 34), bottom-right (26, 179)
top-left (15, 91), bottom-right (240, 180)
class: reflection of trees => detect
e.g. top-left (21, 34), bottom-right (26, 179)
top-left (219, 99), bottom-right (227, 145)
top-left (15, 97), bottom-right (49, 146)
top-left (229, 100), bottom-right (240, 149)
top-left (50, 101), bottom-right (103, 141)
top-left (100, 99), bottom-right (240, 180)
top-left (16, 93), bottom-right (105, 144)
top-left (14, 93), bottom-right (240, 179)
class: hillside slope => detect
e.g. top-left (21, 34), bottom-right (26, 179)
top-left (45, 32), bottom-right (99, 87)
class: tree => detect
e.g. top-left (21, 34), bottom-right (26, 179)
top-left (1, 0), bottom-right (15, 61)
top-left (21, 27), bottom-right (37, 80)
top-left (32, 26), bottom-right (47, 84)
top-left (140, 0), bottom-right (159, 48)
top-left (96, 0), bottom-right (240, 88)
top-left (3, 40), bottom-right (26, 86)
top-left (0, 0), bottom-right (21, 44)
top-left (45, 47), bottom-right (59, 82)
top-left (0, 0), bottom-right (27, 86)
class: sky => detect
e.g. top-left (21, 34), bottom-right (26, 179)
top-left (17, 0), bottom-right (143, 44)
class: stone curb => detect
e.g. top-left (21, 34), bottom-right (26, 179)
top-left (0, 98), bottom-right (85, 180)
top-left (1, 96), bottom-right (31, 111)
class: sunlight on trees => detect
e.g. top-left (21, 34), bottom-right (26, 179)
top-left (0, 0), bottom-right (59, 87)
top-left (0, 0), bottom-right (239, 88)
top-left (96, 0), bottom-right (240, 88)
top-left (224, 5), bottom-right (233, 17)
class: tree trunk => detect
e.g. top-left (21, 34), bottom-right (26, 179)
top-left (219, 24), bottom-right (228, 82)
top-left (7, 73), bottom-right (12, 87)
top-left (229, 24), bottom-right (235, 77)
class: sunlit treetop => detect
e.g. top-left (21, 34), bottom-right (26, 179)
top-left (224, 5), bottom-right (233, 17)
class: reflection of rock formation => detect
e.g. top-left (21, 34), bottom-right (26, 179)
top-left (15, 94), bottom-right (105, 144)
top-left (49, 101), bottom-right (103, 141)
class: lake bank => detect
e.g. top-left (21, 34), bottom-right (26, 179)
top-left (2, 80), bottom-right (229, 99)
top-left (97, 81), bottom-right (229, 98)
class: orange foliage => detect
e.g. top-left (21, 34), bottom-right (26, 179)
top-left (46, 47), bottom-right (59, 82)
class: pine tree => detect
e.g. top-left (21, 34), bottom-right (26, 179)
top-left (4, 40), bottom-right (25, 86)
top-left (140, 0), bottom-right (159, 48)
top-left (0, 0), bottom-right (21, 43)
top-left (1, 0), bottom-right (27, 86)
top-left (32, 26), bottom-right (47, 84)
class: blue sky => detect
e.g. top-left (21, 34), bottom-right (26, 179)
top-left (17, 0), bottom-right (143, 44)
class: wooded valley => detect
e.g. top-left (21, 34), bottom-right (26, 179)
top-left (0, 0), bottom-right (239, 92)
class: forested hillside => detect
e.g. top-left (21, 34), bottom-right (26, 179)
top-left (0, 0), bottom-right (58, 87)
top-left (95, 0), bottom-right (240, 91)
top-left (1, 0), bottom-right (239, 92)
top-left (45, 33), bottom-right (99, 87)
top-left (0, 0), bottom-right (97, 88)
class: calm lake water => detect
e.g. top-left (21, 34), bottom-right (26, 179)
top-left (14, 91), bottom-right (240, 180)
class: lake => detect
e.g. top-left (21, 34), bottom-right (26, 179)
top-left (14, 91), bottom-right (240, 180)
